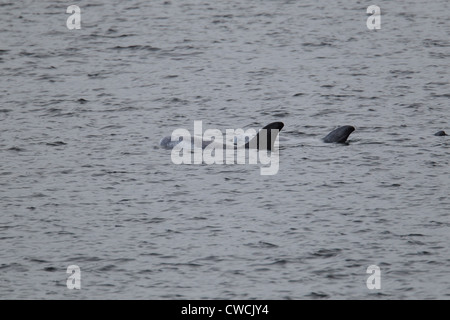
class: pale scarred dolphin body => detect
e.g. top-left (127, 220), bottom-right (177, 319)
top-left (159, 122), bottom-right (284, 151)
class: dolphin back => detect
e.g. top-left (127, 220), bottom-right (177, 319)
top-left (323, 125), bottom-right (355, 143)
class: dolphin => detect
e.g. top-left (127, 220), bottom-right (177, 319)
top-left (159, 122), bottom-right (284, 151)
top-left (323, 125), bottom-right (355, 143)
top-left (244, 122), bottom-right (284, 151)
top-left (434, 130), bottom-right (447, 136)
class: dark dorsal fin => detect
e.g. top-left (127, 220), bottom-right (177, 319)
top-left (245, 122), bottom-right (284, 150)
top-left (323, 125), bottom-right (355, 143)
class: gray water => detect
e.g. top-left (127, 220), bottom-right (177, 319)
top-left (1, 0), bottom-right (449, 299)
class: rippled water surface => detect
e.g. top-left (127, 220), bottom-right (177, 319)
top-left (1, 0), bottom-right (449, 299)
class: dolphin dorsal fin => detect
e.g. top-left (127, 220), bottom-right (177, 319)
top-left (245, 122), bottom-right (284, 150)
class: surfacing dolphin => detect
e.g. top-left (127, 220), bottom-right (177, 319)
top-left (159, 122), bottom-right (284, 151)
top-left (323, 125), bottom-right (355, 143)
top-left (434, 130), bottom-right (447, 136)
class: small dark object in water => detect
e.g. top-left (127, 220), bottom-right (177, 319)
top-left (46, 141), bottom-right (67, 146)
top-left (434, 131), bottom-right (447, 136)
